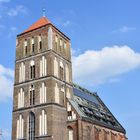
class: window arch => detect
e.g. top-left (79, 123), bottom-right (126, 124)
top-left (39, 110), bottom-right (47, 136)
top-left (40, 56), bottom-right (47, 77)
top-left (19, 62), bottom-right (25, 82)
top-left (30, 60), bottom-right (35, 79)
top-left (68, 127), bottom-right (73, 140)
top-left (29, 85), bottom-right (35, 106)
top-left (17, 114), bottom-right (24, 139)
top-left (40, 82), bottom-right (47, 104)
top-left (18, 88), bottom-right (24, 108)
top-left (29, 112), bottom-right (35, 140)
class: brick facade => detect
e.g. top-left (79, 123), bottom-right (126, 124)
top-left (12, 17), bottom-right (127, 140)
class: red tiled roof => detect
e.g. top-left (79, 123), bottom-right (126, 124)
top-left (23, 17), bottom-right (51, 33)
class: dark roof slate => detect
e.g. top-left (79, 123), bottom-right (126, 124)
top-left (70, 84), bottom-right (126, 133)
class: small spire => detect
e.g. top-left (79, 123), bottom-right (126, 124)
top-left (42, 8), bottom-right (46, 17)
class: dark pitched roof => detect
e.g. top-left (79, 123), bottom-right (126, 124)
top-left (69, 84), bottom-right (126, 133)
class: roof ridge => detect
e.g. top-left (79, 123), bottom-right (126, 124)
top-left (73, 83), bottom-right (97, 96)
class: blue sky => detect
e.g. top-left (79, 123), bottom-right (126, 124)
top-left (0, 0), bottom-right (140, 139)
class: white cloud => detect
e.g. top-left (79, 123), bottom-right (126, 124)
top-left (7, 5), bottom-right (27, 17)
top-left (72, 46), bottom-right (140, 86)
top-left (119, 26), bottom-right (136, 33)
top-left (63, 20), bottom-right (71, 27)
top-left (8, 26), bottom-right (18, 38)
top-left (1, 129), bottom-right (11, 139)
top-left (0, 0), bottom-right (10, 3)
top-left (0, 64), bottom-right (14, 102)
top-left (113, 26), bottom-right (136, 33)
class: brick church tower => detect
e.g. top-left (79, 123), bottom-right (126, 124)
top-left (12, 16), bottom-right (73, 140)
top-left (12, 15), bottom-right (127, 140)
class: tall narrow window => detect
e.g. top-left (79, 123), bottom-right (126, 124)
top-left (66, 88), bottom-right (71, 99)
top-left (111, 133), bottom-right (115, 140)
top-left (60, 61), bottom-right (64, 80)
top-left (18, 88), bottom-right (24, 108)
top-left (48, 27), bottom-right (53, 49)
top-left (17, 115), bottom-right (24, 139)
top-left (55, 35), bottom-right (58, 50)
top-left (30, 60), bottom-right (35, 79)
top-left (40, 82), bottom-right (47, 104)
top-left (103, 130), bottom-right (107, 140)
top-left (19, 62), bottom-right (25, 82)
top-left (65, 64), bottom-right (69, 82)
top-left (29, 112), bottom-right (35, 140)
top-left (40, 56), bottom-right (47, 77)
top-left (24, 39), bottom-right (27, 55)
top-left (94, 127), bottom-right (99, 140)
top-left (39, 110), bottom-right (47, 136)
top-left (60, 39), bottom-right (62, 52)
top-left (55, 83), bottom-right (59, 104)
top-left (39, 35), bottom-right (42, 51)
top-left (29, 85), bottom-right (35, 106)
top-left (64, 42), bottom-right (67, 55)
top-left (54, 57), bottom-right (58, 77)
top-left (68, 127), bottom-right (73, 140)
top-left (31, 37), bottom-right (35, 53)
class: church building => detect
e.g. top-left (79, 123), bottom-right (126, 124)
top-left (12, 15), bottom-right (127, 140)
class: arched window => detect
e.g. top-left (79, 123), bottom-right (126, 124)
top-left (55, 83), bottom-right (59, 104)
top-left (68, 127), bottom-right (73, 140)
top-left (60, 61), bottom-right (64, 80)
top-left (65, 64), bottom-right (69, 82)
top-left (55, 35), bottom-right (58, 50)
top-left (94, 127), bottom-right (99, 140)
top-left (30, 60), bottom-right (35, 79)
top-left (85, 126), bottom-right (91, 139)
top-left (59, 39), bottom-right (62, 53)
top-left (18, 88), bottom-right (24, 108)
top-left (111, 132), bottom-right (115, 140)
top-left (24, 39), bottom-right (27, 55)
top-left (54, 57), bottom-right (58, 77)
top-left (17, 114), bottom-right (24, 139)
top-left (29, 85), bottom-right (35, 106)
top-left (31, 37), bottom-right (35, 53)
top-left (38, 35), bottom-right (42, 51)
top-left (103, 130), bottom-right (107, 140)
top-left (66, 88), bottom-right (71, 99)
top-left (48, 27), bottom-right (52, 49)
top-left (40, 56), bottom-right (47, 77)
top-left (39, 110), bottom-right (47, 136)
top-left (64, 42), bottom-right (67, 55)
top-left (40, 82), bottom-right (47, 104)
top-left (29, 112), bottom-right (35, 140)
top-left (19, 62), bottom-right (25, 82)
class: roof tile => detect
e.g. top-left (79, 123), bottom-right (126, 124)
top-left (23, 17), bottom-right (51, 33)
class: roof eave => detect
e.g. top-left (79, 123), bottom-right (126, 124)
top-left (17, 23), bottom-right (70, 40)
top-left (81, 116), bottom-right (126, 134)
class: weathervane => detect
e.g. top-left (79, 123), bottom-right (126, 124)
top-left (42, 8), bottom-right (46, 17)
